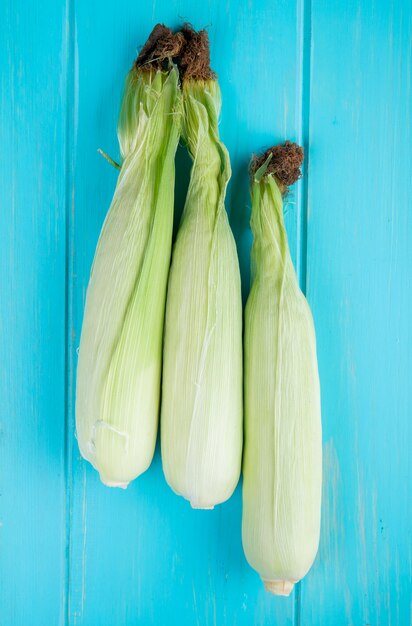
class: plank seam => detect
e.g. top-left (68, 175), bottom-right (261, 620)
top-left (298, 0), bottom-right (312, 296)
top-left (295, 0), bottom-right (312, 619)
top-left (63, 0), bottom-right (75, 623)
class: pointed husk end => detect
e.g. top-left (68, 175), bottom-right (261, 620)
top-left (263, 579), bottom-right (295, 596)
top-left (191, 502), bottom-right (215, 510)
top-left (101, 478), bottom-right (129, 490)
top-left (251, 141), bottom-right (304, 194)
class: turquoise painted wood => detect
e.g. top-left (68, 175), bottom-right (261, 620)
top-left (301, 2), bottom-right (412, 625)
top-left (0, 1), bottom-right (68, 624)
top-left (1, 0), bottom-right (410, 624)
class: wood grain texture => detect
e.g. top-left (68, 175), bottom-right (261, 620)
top-left (1, 0), bottom-right (411, 624)
top-left (301, 0), bottom-right (412, 624)
top-left (0, 1), bottom-right (68, 624)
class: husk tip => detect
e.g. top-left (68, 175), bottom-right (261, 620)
top-left (190, 501), bottom-right (215, 510)
top-left (101, 477), bottom-right (129, 490)
top-left (263, 579), bottom-right (295, 596)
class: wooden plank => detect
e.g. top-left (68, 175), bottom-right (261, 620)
top-left (0, 1), bottom-right (68, 624)
top-left (67, 0), bottom-right (304, 623)
top-left (301, 1), bottom-right (412, 624)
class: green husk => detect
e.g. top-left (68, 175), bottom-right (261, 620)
top-left (161, 28), bottom-right (243, 509)
top-left (242, 142), bottom-right (322, 594)
top-left (76, 28), bottom-right (182, 487)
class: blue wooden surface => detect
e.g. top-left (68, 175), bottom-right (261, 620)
top-left (1, 0), bottom-right (411, 624)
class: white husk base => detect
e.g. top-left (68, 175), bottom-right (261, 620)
top-left (263, 580), bottom-right (295, 596)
